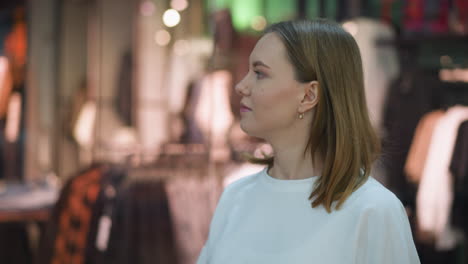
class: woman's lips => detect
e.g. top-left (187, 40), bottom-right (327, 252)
top-left (240, 105), bottom-right (251, 112)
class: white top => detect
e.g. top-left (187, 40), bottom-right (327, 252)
top-left (197, 168), bottom-right (420, 264)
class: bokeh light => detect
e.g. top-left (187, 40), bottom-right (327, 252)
top-left (155, 30), bottom-right (171, 46)
top-left (251, 16), bottom-right (267, 31)
top-left (140, 1), bottom-right (155, 17)
top-left (170, 0), bottom-right (189, 11)
top-left (163, 9), bottom-right (181, 27)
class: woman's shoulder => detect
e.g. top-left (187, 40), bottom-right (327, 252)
top-left (345, 177), bottom-right (405, 215)
top-left (222, 169), bottom-right (264, 198)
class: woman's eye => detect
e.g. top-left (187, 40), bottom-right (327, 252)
top-left (254, 70), bottom-right (265, 79)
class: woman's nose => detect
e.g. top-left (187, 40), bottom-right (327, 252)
top-left (235, 77), bottom-right (249, 96)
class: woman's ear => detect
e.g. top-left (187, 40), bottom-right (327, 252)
top-left (298, 81), bottom-right (319, 113)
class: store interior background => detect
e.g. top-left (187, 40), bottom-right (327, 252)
top-left (0, 0), bottom-right (468, 263)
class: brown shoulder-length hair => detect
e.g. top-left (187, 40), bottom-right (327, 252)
top-left (247, 19), bottom-right (381, 213)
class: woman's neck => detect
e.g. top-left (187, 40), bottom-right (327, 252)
top-left (268, 145), bottom-right (322, 180)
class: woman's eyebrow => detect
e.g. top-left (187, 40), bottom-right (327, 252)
top-left (253, 60), bottom-right (271, 69)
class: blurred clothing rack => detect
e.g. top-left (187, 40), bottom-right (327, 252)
top-left (376, 34), bottom-right (468, 47)
top-left (95, 143), bottom-right (210, 166)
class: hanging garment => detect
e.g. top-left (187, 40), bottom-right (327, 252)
top-left (348, 0), bottom-right (362, 18)
top-left (3, 9), bottom-right (26, 87)
top-left (102, 174), bottom-right (179, 264)
top-left (5, 91), bottom-right (21, 143)
top-left (180, 80), bottom-right (204, 144)
top-left (1, 92), bottom-right (21, 180)
top-left (337, 0), bottom-right (349, 20)
top-left (85, 167), bottom-right (127, 264)
top-left (404, 110), bottom-right (445, 184)
top-left (348, 18), bottom-right (399, 136)
top-left (381, 0), bottom-right (393, 24)
top-left (73, 100), bottom-right (97, 149)
top-left (0, 56), bottom-right (11, 179)
top-left (166, 166), bottom-right (223, 264)
top-left (167, 38), bottom-right (213, 116)
top-left (0, 120), bottom-right (3, 179)
top-left (37, 165), bottom-right (104, 264)
top-left (383, 70), bottom-right (443, 206)
top-left (360, 0), bottom-right (369, 17)
top-left (0, 57), bottom-right (12, 119)
top-left (424, 0), bottom-right (440, 23)
top-left (0, 222), bottom-right (32, 264)
top-left (67, 82), bottom-right (87, 140)
top-left (404, 0), bottom-right (425, 32)
top-left (416, 242), bottom-right (458, 264)
top-left (38, 166), bottom-right (128, 264)
top-left (194, 70), bottom-right (234, 161)
top-left (427, 0), bottom-right (450, 33)
top-left (455, 0), bottom-right (468, 34)
top-left (450, 120), bottom-right (468, 188)
top-left (450, 120), bottom-right (468, 239)
top-left (390, 0), bottom-right (405, 28)
top-left (416, 106), bottom-right (468, 250)
top-left (115, 50), bottom-right (133, 126)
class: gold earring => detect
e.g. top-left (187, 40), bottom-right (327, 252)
top-left (299, 113), bottom-right (304, 119)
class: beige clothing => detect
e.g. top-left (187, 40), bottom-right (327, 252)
top-left (404, 110), bottom-right (445, 183)
top-left (417, 106), bottom-right (468, 250)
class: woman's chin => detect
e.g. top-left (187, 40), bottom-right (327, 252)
top-left (239, 119), bottom-right (253, 135)
top-left (239, 120), bottom-right (262, 139)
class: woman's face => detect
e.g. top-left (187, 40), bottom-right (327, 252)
top-left (235, 33), bottom-right (305, 139)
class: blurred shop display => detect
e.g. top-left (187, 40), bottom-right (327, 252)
top-left (380, 34), bottom-right (468, 264)
top-left (37, 149), bottom-right (249, 264)
top-left (0, 6), bottom-right (26, 181)
top-left (0, 5), bottom-right (33, 264)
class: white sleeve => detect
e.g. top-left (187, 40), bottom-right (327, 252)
top-left (196, 185), bottom-right (234, 264)
top-left (355, 197), bottom-right (420, 264)
top-left (196, 244), bottom-right (210, 264)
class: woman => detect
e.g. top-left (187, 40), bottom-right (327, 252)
top-left (197, 19), bottom-right (420, 264)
